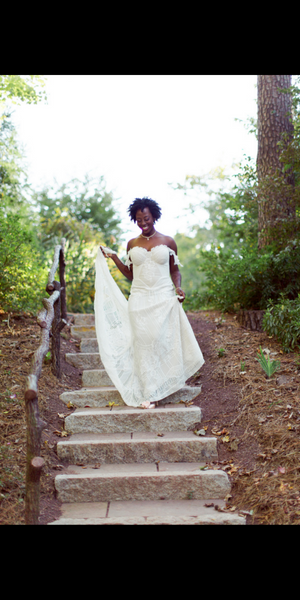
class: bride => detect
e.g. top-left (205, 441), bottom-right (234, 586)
top-left (94, 197), bottom-right (204, 409)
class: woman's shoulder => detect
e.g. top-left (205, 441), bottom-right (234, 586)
top-left (126, 237), bottom-right (139, 251)
top-left (163, 236), bottom-right (177, 252)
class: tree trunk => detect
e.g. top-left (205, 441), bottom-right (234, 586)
top-left (237, 309), bottom-right (265, 332)
top-left (257, 75), bottom-right (295, 248)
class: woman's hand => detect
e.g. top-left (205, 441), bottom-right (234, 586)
top-left (176, 287), bottom-right (185, 303)
top-left (100, 246), bottom-right (114, 259)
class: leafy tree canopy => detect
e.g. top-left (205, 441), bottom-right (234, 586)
top-left (0, 75), bottom-right (47, 111)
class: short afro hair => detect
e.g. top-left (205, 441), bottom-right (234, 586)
top-left (127, 197), bottom-right (162, 222)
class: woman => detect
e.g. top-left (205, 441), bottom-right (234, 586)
top-left (94, 197), bottom-right (204, 408)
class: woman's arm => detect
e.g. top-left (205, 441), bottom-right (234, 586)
top-left (168, 239), bottom-right (185, 303)
top-left (100, 247), bottom-right (133, 281)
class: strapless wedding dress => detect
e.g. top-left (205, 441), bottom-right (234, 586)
top-left (94, 244), bottom-right (204, 407)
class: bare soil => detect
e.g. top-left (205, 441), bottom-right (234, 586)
top-left (1, 309), bottom-right (300, 525)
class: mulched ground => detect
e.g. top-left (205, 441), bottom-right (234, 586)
top-left (1, 309), bottom-right (300, 525)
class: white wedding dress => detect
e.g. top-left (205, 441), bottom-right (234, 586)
top-left (94, 244), bottom-right (204, 407)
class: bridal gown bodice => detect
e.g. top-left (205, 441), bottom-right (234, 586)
top-left (127, 244), bottom-right (181, 296)
top-left (94, 244), bottom-right (204, 407)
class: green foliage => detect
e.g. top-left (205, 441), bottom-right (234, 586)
top-left (0, 78), bottom-right (130, 316)
top-left (34, 176), bottom-right (122, 250)
top-left (263, 295), bottom-right (300, 352)
top-left (193, 239), bottom-right (300, 313)
top-left (32, 176), bottom-right (127, 313)
top-left (174, 231), bottom-right (209, 294)
top-left (256, 346), bottom-right (281, 377)
top-left (0, 211), bottom-right (46, 312)
top-left (0, 75), bottom-right (47, 109)
top-left (0, 113), bottom-right (28, 209)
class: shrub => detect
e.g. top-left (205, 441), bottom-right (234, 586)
top-left (262, 294), bottom-right (300, 352)
top-left (0, 212), bottom-right (46, 312)
top-left (193, 239), bottom-right (300, 313)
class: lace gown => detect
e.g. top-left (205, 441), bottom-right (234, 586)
top-left (94, 244), bottom-right (204, 407)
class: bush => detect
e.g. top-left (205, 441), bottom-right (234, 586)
top-left (0, 212), bottom-right (46, 312)
top-left (193, 239), bottom-right (300, 313)
top-left (262, 295), bottom-right (300, 352)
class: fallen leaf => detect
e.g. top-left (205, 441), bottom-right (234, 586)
top-left (106, 401), bottom-right (120, 411)
top-left (224, 494), bottom-right (232, 501)
top-left (214, 504), bottom-right (225, 512)
top-left (53, 429), bottom-right (68, 438)
top-left (228, 467), bottom-right (238, 475)
top-left (228, 439), bottom-right (239, 451)
top-left (222, 435), bottom-right (230, 443)
top-left (211, 428), bottom-right (222, 436)
top-left (67, 401), bottom-right (74, 409)
top-left (278, 467), bottom-right (286, 474)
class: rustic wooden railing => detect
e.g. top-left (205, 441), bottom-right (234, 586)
top-left (24, 238), bottom-right (68, 525)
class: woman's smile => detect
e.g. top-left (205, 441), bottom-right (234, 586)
top-left (136, 207), bottom-right (156, 236)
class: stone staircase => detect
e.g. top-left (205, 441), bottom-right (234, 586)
top-left (49, 314), bottom-right (245, 525)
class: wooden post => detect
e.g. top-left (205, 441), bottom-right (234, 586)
top-left (59, 239), bottom-right (67, 323)
top-left (24, 290), bottom-right (60, 524)
top-left (24, 238), bottom-right (68, 524)
top-left (51, 281), bottom-right (62, 378)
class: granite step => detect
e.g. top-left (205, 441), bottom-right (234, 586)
top-left (64, 404), bottom-right (202, 435)
top-left (71, 325), bottom-right (96, 339)
top-left (82, 369), bottom-right (113, 387)
top-left (72, 314), bottom-right (95, 326)
top-left (49, 499), bottom-right (245, 525)
top-left (81, 370), bottom-right (201, 403)
top-left (60, 384), bottom-right (202, 409)
top-left (60, 386), bottom-right (124, 408)
top-left (57, 430), bottom-right (218, 464)
top-left (80, 338), bottom-right (98, 353)
top-left (65, 353), bottom-right (103, 370)
top-left (54, 462), bottom-right (231, 503)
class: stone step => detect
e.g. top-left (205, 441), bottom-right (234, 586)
top-left (81, 368), bottom-right (201, 402)
top-left (65, 353), bottom-right (104, 370)
top-left (80, 338), bottom-right (98, 353)
top-left (57, 431), bottom-right (218, 464)
top-left (49, 499), bottom-right (246, 525)
top-left (60, 386), bottom-right (124, 408)
top-left (54, 462), bottom-right (231, 503)
top-left (60, 383), bottom-right (202, 409)
top-left (64, 404), bottom-right (202, 435)
top-left (82, 369), bottom-right (113, 388)
top-left (72, 314), bottom-right (95, 326)
top-left (71, 325), bottom-right (96, 339)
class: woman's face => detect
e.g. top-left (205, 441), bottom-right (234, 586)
top-left (136, 207), bottom-right (155, 236)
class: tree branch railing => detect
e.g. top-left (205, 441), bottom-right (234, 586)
top-left (24, 238), bottom-right (68, 525)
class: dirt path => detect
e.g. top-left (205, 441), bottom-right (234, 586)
top-left (1, 309), bottom-right (300, 524)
